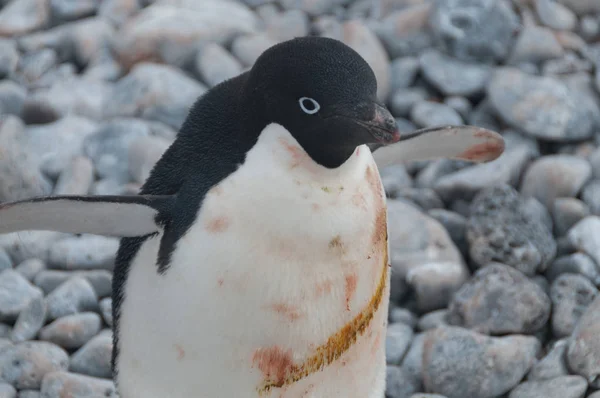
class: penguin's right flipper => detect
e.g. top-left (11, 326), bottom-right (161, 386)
top-left (0, 195), bottom-right (175, 237)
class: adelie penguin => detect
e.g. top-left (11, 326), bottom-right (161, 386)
top-left (0, 37), bottom-right (504, 397)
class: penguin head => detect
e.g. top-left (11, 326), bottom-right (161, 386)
top-left (244, 36), bottom-right (399, 168)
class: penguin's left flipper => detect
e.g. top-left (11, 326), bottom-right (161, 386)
top-left (0, 194), bottom-right (175, 237)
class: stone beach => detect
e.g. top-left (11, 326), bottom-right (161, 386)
top-left (0, 0), bottom-right (600, 397)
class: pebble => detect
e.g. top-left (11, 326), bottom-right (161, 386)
top-left (0, 230), bottom-right (67, 267)
top-left (128, 136), bottom-right (171, 184)
top-left (48, 235), bottom-right (119, 271)
top-left (417, 309), bottom-right (448, 331)
top-left (0, 39), bottom-right (18, 79)
top-left (380, 164), bottom-right (413, 198)
top-left (581, 179), bottom-right (600, 215)
top-left (590, 148), bottom-right (600, 179)
top-left (429, 0), bottom-right (519, 63)
top-left (543, 53), bottom-right (594, 76)
top-left (524, 196), bottom-right (553, 232)
top-left (410, 101), bottom-right (462, 128)
top-left (265, 9), bottom-right (309, 42)
top-left (10, 294), bottom-right (46, 343)
top-left (567, 216), bottom-right (600, 267)
top-left (40, 371), bottom-right (117, 397)
top-left (389, 87), bottom-right (428, 118)
top-left (104, 63), bottom-right (206, 130)
top-left (53, 156), bottom-right (94, 196)
top-left (49, 0), bottom-right (98, 23)
top-left (468, 98), bottom-right (501, 132)
top-left (416, 159), bottom-right (471, 190)
top-left (551, 273), bottom-right (598, 338)
top-left (98, 0), bottom-right (140, 26)
top-left (422, 326), bottom-right (540, 398)
top-left (466, 185), bottom-right (557, 275)
top-left (527, 339), bottom-right (569, 381)
top-left (0, 0), bottom-right (50, 36)
top-left (447, 263), bottom-right (551, 335)
top-left (488, 68), bottom-right (596, 142)
top-left (372, 3), bottom-right (433, 58)
top-left (443, 96), bottom-right (472, 120)
top-left (535, 0), bottom-right (577, 30)
top-left (389, 56), bottom-right (420, 92)
top-left (428, 209), bottom-right (468, 257)
top-left (39, 312), bottom-right (102, 350)
top-left (556, 0), bottom-right (600, 15)
top-left (99, 298), bottom-right (112, 327)
top-left (195, 43), bottom-right (243, 88)
top-left (69, 329), bottom-right (112, 379)
top-left (545, 253), bottom-right (600, 286)
top-left (35, 270), bottom-right (112, 298)
top-left (566, 294), bottom-right (600, 387)
top-left (0, 81), bottom-right (26, 117)
top-left (0, 250), bottom-right (11, 272)
top-left (69, 18), bottom-right (116, 69)
top-left (507, 25), bottom-right (564, 65)
top-left (396, 188), bottom-right (443, 211)
top-left (45, 277), bottom-right (98, 321)
top-left (420, 50), bottom-right (492, 96)
top-left (520, 155), bottom-right (591, 209)
top-left (410, 395), bottom-right (447, 398)
top-left (0, 341), bottom-right (69, 390)
top-left (0, 271), bottom-right (43, 323)
top-left (0, 383), bottom-right (15, 398)
top-left (114, 0), bottom-right (259, 68)
top-left (385, 366), bottom-right (419, 398)
top-left (18, 391), bottom-right (40, 398)
top-left (231, 33), bottom-right (278, 67)
top-left (509, 375), bottom-right (587, 398)
top-left (386, 323), bottom-right (414, 365)
top-left (552, 198), bottom-right (590, 237)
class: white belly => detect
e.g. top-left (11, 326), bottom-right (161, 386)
top-left (115, 124), bottom-right (390, 398)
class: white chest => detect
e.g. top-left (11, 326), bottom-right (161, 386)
top-left (116, 124), bottom-right (390, 398)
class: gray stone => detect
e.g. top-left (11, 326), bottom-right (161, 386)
top-left (556, 0), bottom-right (600, 15)
top-left (527, 339), bottom-right (569, 381)
top-left (535, 0), bottom-right (577, 30)
top-left (14, 259), bottom-right (45, 283)
top-left (17, 49), bottom-right (58, 87)
top-left (128, 135), bottom-right (171, 184)
top-left (417, 309), bottom-right (448, 331)
top-left (551, 273), bottom-right (598, 338)
top-left (0, 383), bottom-right (15, 398)
top-left (372, 4), bottom-right (433, 58)
top-left (53, 156), bottom-right (94, 196)
top-left (18, 391), bottom-right (40, 398)
top-left (553, 198), bottom-right (590, 237)
top-left (389, 307), bottom-right (417, 328)
top-left (389, 87), bottom-right (428, 118)
top-left (40, 313), bottom-right (102, 350)
top-left (543, 53), bottom-right (594, 76)
top-left (35, 270), bottom-right (111, 297)
top-left (415, 159), bottom-right (471, 189)
top-left (68, 18), bottom-right (116, 70)
top-left (509, 376), bottom-right (587, 398)
top-left (396, 188), bottom-right (443, 211)
top-left (40, 371), bottom-right (117, 397)
top-left (389, 57), bottom-right (420, 92)
top-left (0, 249), bottom-right (11, 272)
top-left (0, 341), bottom-right (69, 390)
top-left (582, 180), bottom-right (600, 216)
top-left (386, 365), bottom-right (419, 398)
top-left (195, 43), bottom-right (243, 88)
top-left (104, 63), bottom-right (206, 130)
top-left (422, 326), bottom-right (540, 398)
top-left (590, 148), bottom-right (600, 179)
top-left (429, 0), bottom-right (519, 63)
top-left (545, 253), bottom-right (600, 286)
top-left (410, 101), bottom-right (462, 128)
top-left (466, 185), bottom-right (557, 275)
top-left (567, 216), bottom-right (600, 267)
top-left (380, 164), bottom-right (413, 198)
top-left (0, 271), bottom-right (43, 323)
top-left (0, 230), bottom-right (67, 267)
top-left (524, 196), bottom-right (553, 232)
top-left (420, 49), bottom-right (491, 96)
top-left (98, 0), bottom-right (140, 26)
top-left (386, 323), bottom-right (414, 365)
top-left (49, 0), bottom-right (98, 22)
top-left (444, 96), bottom-right (472, 119)
top-left (0, 81), bottom-right (26, 117)
top-left (0, 39), bottom-right (18, 79)
top-left (69, 329), bottom-right (112, 379)
top-left (580, 15), bottom-right (600, 41)
top-left (10, 294), bottom-right (46, 343)
top-left (488, 68), bottom-right (597, 142)
top-left (45, 277), bottom-right (98, 321)
top-left (428, 209), bottom-right (468, 256)
top-left (468, 98), bottom-right (501, 132)
top-left (99, 298), bottom-right (112, 327)
top-left (231, 33), bottom-right (278, 67)
top-left (507, 25), bottom-right (564, 65)
top-left (265, 9), bottom-right (309, 42)
top-left (520, 155), bottom-right (591, 208)
top-left (410, 395), bottom-right (447, 398)
top-left (567, 294), bottom-right (600, 387)
top-left (447, 263), bottom-right (551, 335)
top-left (0, 0), bottom-right (50, 36)
top-left (48, 235), bottom-right (119, 271)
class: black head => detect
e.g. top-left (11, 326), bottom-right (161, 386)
top-left (242, 36), bottom-right (399, 168)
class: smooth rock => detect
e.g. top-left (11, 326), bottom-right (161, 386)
top-left (40, 371), bottom-right (117, 397)
top-left (18, 391), bottom-right (40, 398)
top-left (49, 0), bottom-right (97, 22)
top-left (386, 365), bottom-right (419, 398)
top-left (0, 383), bottom-right (15, 398)
top-left (48, 235), bottom-right (119, 271)
top-left (488, 68), bottom-right (596, 142)
top-left (15, 49), bottom-right (58, 86)
top-left (0, 39), bottom-right (18, 79)
top-left (45, 277), bottom-right (98, 321)
top-left (520, 155), bottom-right (591, 208)
top-left (566, 294), bottom-right (600, 387)
top-left (389, 307), bottom-right (417, 328)
top-left (0, 249), bottom-right (11, 272)
top-left (509, 375), bottom-right (587, 398)
top-left (429, 0), bottom-right (519, 63)
top-left (407, 261), bottom-right (469, 313)
top-left (98, 0), bottom-right (140, 26)
top-left (35, 270), bottom-right (112, 297)
top-left (386, 322), bottom-right (414, 365)
top-left (552, 198), bottom-right (590, 237)
top-left (447, 263), bottom-right (551, 335)
top-left (53, 156), bottom-right (94, 196)
top-left (0, 0), bottom-right (50, 36)
top-left (551, 273), bottom-right (598, 338)
top-left (194, 43), bottom-right (243, 88)
top-left (0, 342), bottom-right (68, 390)
top-left (543, 53), bottom-right (593, 76)
top-left (420, 49), bottom-right (491, 96)
top-left (507, 25), bottom-right (564, 65)
top-left (590, 148), bottom-right (600, 179)
top-left (380, 164), bottom-right (413, 198)
top-left (410, 395), bottom-right (447, 398)
top-left (39, 312), bottom-right (102, 350)
top-left (410, 101), bottom-right (462, 128)
top-left (395, 188), bottom-right (443, 211)
top-left (466, 185), bottom-right (557, 275)
top-left (99, 298), bottom-right (112, 327)
top-left (0, 271), bottom-right (43, 323)
top-left (416, 159), bottom-right (471, 190)
top-left (444, 96), bottom-right (472, 119)
top-left (104, 63), bottom-right (206, 130)
top-left (0, 230), bottom-right (67, 266)
top-left (422, 326), bottom-right (540, 398)
top-left (535, 0), bottom-right (577, 30)
top-left (231, 32), bottom-right (278, 67)
top-left (567, 216), bottom-right (600, 266)
top-left (546, 253), bottom-right (600, 286)
top-left (401, 332), bottom-right (425, 392)
top-left (468, 98), bottom-right (501, 132)
top-left (582, 180), bottom-right (600, 216)
top-left (556, 0), bottom-right (600, 15)
top-left (10, 294), bottom-right (46, 343)
top-left (265, 9), bottom-right (309, 42)
top-left (69, 329), bottom-right (112, 379)
top-left (389, 87), bottom-right (428, 117)
top-left (417, 309), bottom-right (448, 331)
top-left (128, 135), bottom-right (171, 184)
top-left (428, 209), bottom-right (468, 257)
top-left (527, 339), bottom-right (569, 381)
top-left (114, 0), bottom-right (259, 68)
top-left (0, 81), bottom-right (26, 117)
top-left (389, 56), bottom-right (419, 92)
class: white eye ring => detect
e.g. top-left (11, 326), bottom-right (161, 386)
top-left (299, 97), bottom-right (320, 114)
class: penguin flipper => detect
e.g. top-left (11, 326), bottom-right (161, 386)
top-left (371, 125), bottom-right (505, 169)
top-left (0, 194), bottom-right (175, 237)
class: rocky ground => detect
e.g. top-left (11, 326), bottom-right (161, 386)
top-left (0, 0), bottom-right (600, 397)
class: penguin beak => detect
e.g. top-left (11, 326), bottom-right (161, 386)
top-left (361, 103), bottom-right (401, 145)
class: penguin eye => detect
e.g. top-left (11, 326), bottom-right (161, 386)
top-left (299, 97), bottom-right (320, 115)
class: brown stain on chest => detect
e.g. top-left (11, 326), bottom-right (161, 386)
top-left (174, 344), bottom-right (185, 361)
top-left (344, 273), bottom-right (357, 311)
top-left (366, 165), bottom-right (387, 249)
top-left (269, 303), bottom-right (303, 322)
top-left (279, 138), bottom-right (305, 169)
top-left (206, 216), bottom-right (229, 233)
top-left (253, 346), bottom-right (296, 388)
top-left (314, 280), bottom-right (333, 298)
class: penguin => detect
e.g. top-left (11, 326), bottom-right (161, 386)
top-left (0, 37), bottom-right (504, 398)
